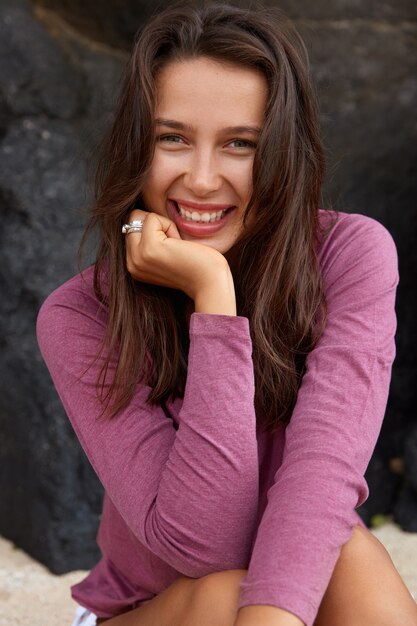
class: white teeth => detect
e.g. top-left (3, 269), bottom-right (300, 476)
top-left (177, 203), bottom-right (227, 223)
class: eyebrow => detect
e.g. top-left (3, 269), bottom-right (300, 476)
top-left (155, 118), bottom-right (261, 136)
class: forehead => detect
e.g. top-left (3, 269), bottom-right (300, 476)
top-left (154, 57), bottom-right (268, 126)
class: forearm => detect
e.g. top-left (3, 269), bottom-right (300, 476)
top-left (194, 265), bottom-right (237, 315)
top-left (234, 605), bottom-right (304, 626)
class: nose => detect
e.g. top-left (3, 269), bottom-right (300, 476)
top-left (183, 150), bottom-right (222, 197)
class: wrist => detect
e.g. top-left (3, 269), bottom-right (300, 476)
top-left (194, 267), bottom-right (236, 316)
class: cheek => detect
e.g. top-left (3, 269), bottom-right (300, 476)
top-left (233, 162), bottom-right (254, 202)
top-left (143, 155), bottom-right (168, 191)
top-left (150, 152), bottom-right (182, 187)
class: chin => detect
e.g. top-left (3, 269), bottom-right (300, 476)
top-left (207, 241), bottom-right (233, 254)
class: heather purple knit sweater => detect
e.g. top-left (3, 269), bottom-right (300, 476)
top-left (36, 211), bottom-right (398, 626)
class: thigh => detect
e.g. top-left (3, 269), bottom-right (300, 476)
top-left (314, 525), bottom-right (417, 626)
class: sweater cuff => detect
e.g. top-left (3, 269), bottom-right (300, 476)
top-left (238, 584), bottom-right (316, 626)
top-left (190, 312), bottom-right (250, 337)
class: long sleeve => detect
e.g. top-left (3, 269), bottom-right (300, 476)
top-left (237, 213), bottom-right (398, 625)
top-left (36, 271), bottom-right (259, 578)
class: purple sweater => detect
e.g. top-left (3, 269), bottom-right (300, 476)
top-left (36, 211), bottom-right (398, 626)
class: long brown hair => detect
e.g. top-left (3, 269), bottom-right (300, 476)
top-left (80, 3), bottom-right (327, 433)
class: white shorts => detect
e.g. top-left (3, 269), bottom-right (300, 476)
top-left (71, 605), bottom-right (98, 626)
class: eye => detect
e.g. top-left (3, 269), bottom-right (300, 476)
top-left (228, 139), bottom-right (257, 149)
top-left (158, 134), bottom-right (185, 144)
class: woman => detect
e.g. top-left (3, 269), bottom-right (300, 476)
top-left (37, 4), bottom-right (417, 626)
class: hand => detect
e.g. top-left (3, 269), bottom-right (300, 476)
top-left (124, 209), bottom-right (237, 315)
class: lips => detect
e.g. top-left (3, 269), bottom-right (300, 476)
top-left (168, 199), bottom-right (236, 237)
top-left (175, 202), bottom-right (228, 223)
top-left (172, 199), bottom-right (234, 212)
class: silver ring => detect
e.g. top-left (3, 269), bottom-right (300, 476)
top-left (122, 219), bottom-right (144, 234)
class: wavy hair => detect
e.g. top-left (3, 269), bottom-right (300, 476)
top-left (81, 2), bottom-right (327, 433)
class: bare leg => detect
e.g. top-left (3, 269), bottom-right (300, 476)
top-left (314, 525), bottom-right (417, 626)
top-left (97, 525), bottom-right (417, 626)
top-left (96, 569), bottom-right (246, 626)
top-left (96, 575), bottom-right (196, 626)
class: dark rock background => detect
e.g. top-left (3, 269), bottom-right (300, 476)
top-left (0, 0), bottom-right (416, 573)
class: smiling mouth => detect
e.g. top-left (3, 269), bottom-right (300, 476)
top-left (174, 201), bottom-right (232, 223)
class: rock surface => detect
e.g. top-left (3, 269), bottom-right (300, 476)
top-left (393, 425), bottom-right (417, 531)
top-left (0, 0), bottom-right (124, 573)
top-left (0, 0), bottom-right (416, 572)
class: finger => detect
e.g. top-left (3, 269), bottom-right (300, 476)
top-left (141, 212), bottom-right (182, 241)
top-left (126, 210), bottom-right (181, 240)
top-left (124, 212), bottom-right (146, 280)
top-left (127, 209), bottom-right (149, 224)
top-left (124, 209), bottom-right (148, 237)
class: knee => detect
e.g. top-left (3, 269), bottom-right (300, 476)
top-left (315, 525), bottom-right (417, 626)
top-left (339, 524), bottom-right (396, 575)
top-left (186, 569), bottom-right (247, 626)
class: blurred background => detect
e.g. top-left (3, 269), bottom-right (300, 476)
top-left (0, 0), bottom-right (416, 575)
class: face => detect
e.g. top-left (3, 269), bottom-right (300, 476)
top-left (141, 56), bottom-right (268, 254)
